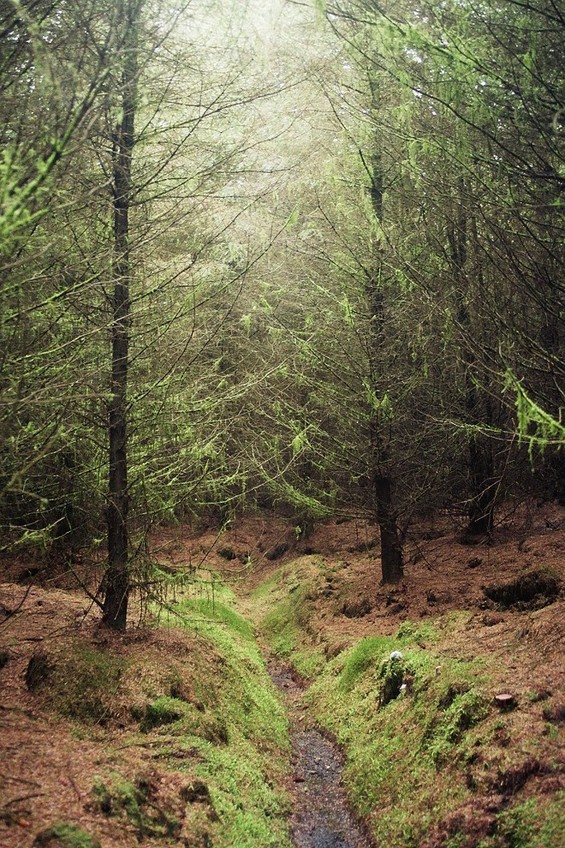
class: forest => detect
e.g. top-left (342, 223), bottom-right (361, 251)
top-left (0, 1), bottom-right (563, 847)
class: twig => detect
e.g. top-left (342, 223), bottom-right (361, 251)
top-left (5, 792), bottom-right (45, 806)
top-left (0, 585), bottom-right (33, 630)
top-left (0, 775), bottom-right (41, 787)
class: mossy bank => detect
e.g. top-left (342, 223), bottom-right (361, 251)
top-left (256, 557), bottom-right (565, 848)
top-left (5, 579), bottom-right (292, 848)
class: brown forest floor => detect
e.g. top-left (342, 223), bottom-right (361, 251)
top-left (0, 499), bottom-right (564, 847)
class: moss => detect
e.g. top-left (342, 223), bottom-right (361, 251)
top-left (33, 821), bottom-right (101, 848)
top-left (377, 653), bottom-right (413, 706)
top-left (339, 636), bottom-right (398, 692)
top-left (182, 596), bottom-right (255, 640)
top-left (139, 695), bottom-right (187, 731)
top-left (41, 643), bottom-right (126, 723)
top-left (396, 619), bottom-right (439, 643)
top-left (424, 688), bottom-right (489, 764)
top-left (472, 793), bottom-right (565, 847)
top-left (303, 644), bottom-right (491, 847)
top-left (155, 587), bottom-right (293, 848)
top-left (256, 561), bottom-right (329, 678)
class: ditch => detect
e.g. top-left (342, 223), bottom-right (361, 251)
top-left (268, 659), bottom-right (372, 848)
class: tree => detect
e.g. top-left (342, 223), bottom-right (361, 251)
top-left (319, 0), bottom-right (564, 534)
top-left (102, 0), bottom-right (141, 629)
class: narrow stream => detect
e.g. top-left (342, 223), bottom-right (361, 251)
top-left (269, 660), bottom-right (373, 848)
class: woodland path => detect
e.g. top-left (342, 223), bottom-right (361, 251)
top-left (268, 658), bottom-right (373, 848)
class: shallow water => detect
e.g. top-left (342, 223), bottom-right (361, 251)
top-left (269, 660), bottom-right (372, 848)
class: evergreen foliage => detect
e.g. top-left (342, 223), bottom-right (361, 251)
top-left (1, 0), bottom-right (563, 619)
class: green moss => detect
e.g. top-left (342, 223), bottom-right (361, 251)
top-left (304, 644), bottom-right (491, 847)
top-left (423, 688), bottom-right (489, 764)
top-left (35, 821), bottom-right (101, 848)
top-left (182, 596), bottom-right (255, 640)
top-left (153, 587), bottom-right (293, 848)
top-left (474, 793), bottom-right (565, 848)
top-left (339, 636), bottom-right (398, 692)
top-left (252, 564), bottom-right (561, 848)
top-left (257, 563), bottom-right (328, 678)
top-left (397, 617), bottom-right (444, 642)
top-left (42, 643), bottom-right (126, 723)
top-left (139, 695), bottom-right (187, 731)
top-left (194, 738), bottom-right (291, 848)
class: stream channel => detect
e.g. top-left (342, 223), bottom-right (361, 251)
top-left (268, 659), bottom-right (373, 848)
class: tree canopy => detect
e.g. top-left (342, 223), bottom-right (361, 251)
top-left (0, 0), bottom-right (563, 627)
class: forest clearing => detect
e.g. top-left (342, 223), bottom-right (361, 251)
top-left (1, 0), bottom-right (564, 845)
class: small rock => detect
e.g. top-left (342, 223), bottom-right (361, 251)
top-left (494, 693), bottom-right (517, 711)
top-left (482, 613), bottom-right (504, 626)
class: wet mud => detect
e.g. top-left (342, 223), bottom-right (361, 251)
top-left (269, 661), bottom-right (372, 848)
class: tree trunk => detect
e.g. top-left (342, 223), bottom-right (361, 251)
top-left (449, 188), bottom-right (497, 540)
top-left (102, 1), bottom-right (139, 630)
top-left (374, 468), bottom-right (403, 582)
top-left (467, 436), bottom-right (495, 537)
top-left (366, 116), bottom-right (403, 584)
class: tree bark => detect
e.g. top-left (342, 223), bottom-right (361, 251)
top-left (449, 189), bottom-right (497, 540)
top-left (374, 466), bottom-right (403, 582)
top-left (102, 1), bottom-right (139, 630)
top-left (366, 104), bottom-right (403, 583)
